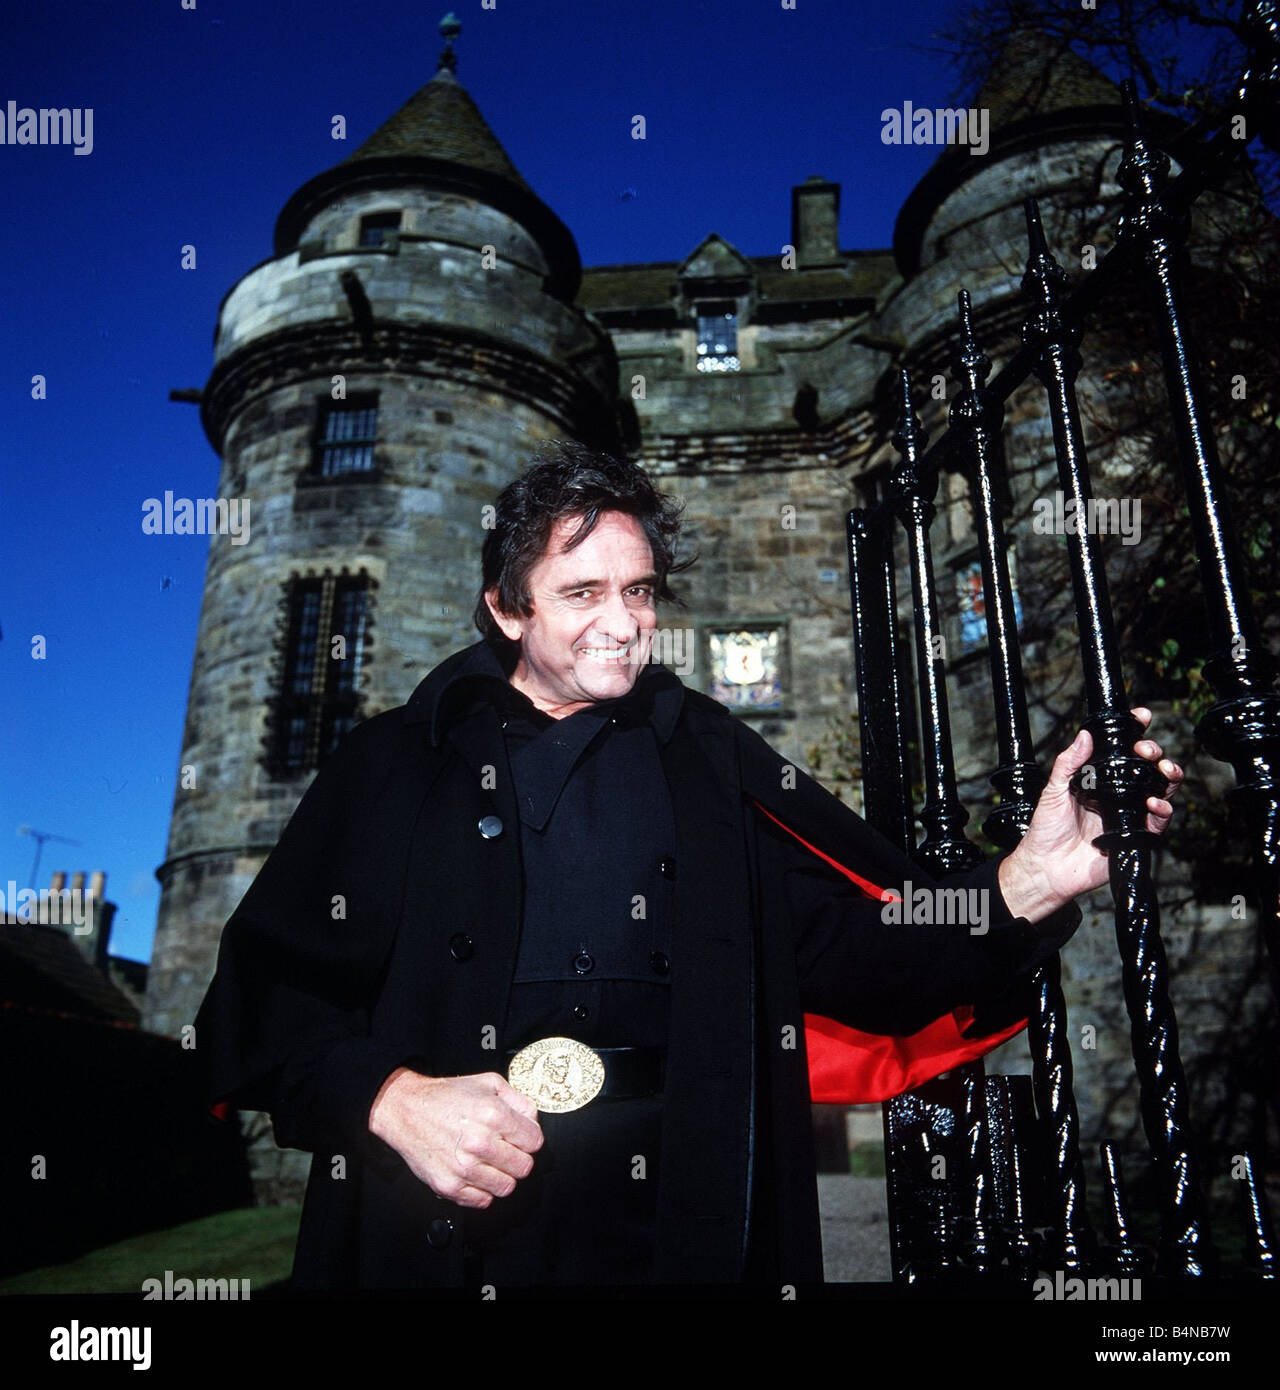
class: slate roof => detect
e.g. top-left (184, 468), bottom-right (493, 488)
top-left (576, 252), bottom-right (895, 315)
top-left (891, 29), bottom-right (1128, 278)
top-left (0, 921), bottom-right (140, 1025)
top-left (973, 28), bottom-right (1122, 126)
top-left (343, 67), bottom-right (532, 193)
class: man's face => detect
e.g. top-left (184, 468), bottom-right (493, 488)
top-left (484, 509), bottom-right (659, 718)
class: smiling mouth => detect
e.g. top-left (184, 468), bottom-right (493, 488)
top-left (577, 646), bottom-right (633, 660)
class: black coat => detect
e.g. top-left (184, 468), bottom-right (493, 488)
top-left (195, 641), bottom-right (1074, 1289)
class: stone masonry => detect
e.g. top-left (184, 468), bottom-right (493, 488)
top-left (146, 30), bottom-right (1276, 1205)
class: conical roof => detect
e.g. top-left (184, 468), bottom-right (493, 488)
top-left (891, 28), bottom-right (1127, 278)
top-left (272, 49), bottom-right (580, 299)
top-left (341, 66), bottom-right (532, 193)
top-left (972, 28), bottom-right (1122, 126)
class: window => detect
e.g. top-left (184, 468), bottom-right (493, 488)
top-left (695, 301), bottom-right (740, 373)
top-left (359, 211), bottom-right (401, 247)
top-left (313, 396), bottom-right (378, 478)
top-left (269, 572), bottom-right (373, 774)
top-left (956, 552), bottom-right (1022, 654)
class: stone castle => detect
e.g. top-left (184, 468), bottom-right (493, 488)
top-left (143, 22), bottom-right (1274, 1196)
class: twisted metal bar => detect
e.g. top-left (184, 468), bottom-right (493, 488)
top-left (988, 1077), bottom-right (1039, 1280)
top-left (956, 1066), bottom-right (999, 1276)
top-left (1021, 197), bottom-right (1209, 1276)
top-left (887, 369), bottom-right (985, 877)
top-left (1099, 1142), bottom-right (1145, 1275)
top-left (1116, 80), bottom-right (1280, 1009)
top-left (1239, 1151), bottom-right (1278, 1278)
top-left (886, 370), bottom-right (997, 1274)
top-left (950, 290), bottom-right (1046, 851)
top-left (1028, 958), bottom-right (1092, 1270)
top-left (950, 288), bottom-right (1094, 1272)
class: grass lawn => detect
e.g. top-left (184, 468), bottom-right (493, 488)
top-left (0, 1206), bottom-right (301, 1296)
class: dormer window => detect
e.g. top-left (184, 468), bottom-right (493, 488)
top-left (359, 211), bottom-right (401, 247)
top-left (695, 301), bottom-right (740, 373)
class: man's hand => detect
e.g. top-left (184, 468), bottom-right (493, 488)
top-left (998, 706), bottom-right (1183, 925)
top-left (368, 1067), bottom-right (544, 1209)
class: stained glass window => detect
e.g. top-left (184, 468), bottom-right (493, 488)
top-left (957, 552), bottom-right (1022, 653)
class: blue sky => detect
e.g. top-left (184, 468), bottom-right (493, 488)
top-left (0, 0), bottom-right (1239, 964)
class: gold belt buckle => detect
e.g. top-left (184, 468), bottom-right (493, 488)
top-left (507, 1036), bottom-right (606, 1113)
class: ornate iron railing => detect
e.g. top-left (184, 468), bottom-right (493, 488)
top-left (846, 3), bottom-right (1279, 1287)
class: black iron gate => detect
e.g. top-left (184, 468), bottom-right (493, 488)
top-left (846, 4), bottom-right (1280, 1288)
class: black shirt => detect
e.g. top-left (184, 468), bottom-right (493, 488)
top-left (435, 642), bottom-right (684, 1285)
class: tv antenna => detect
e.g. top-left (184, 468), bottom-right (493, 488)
top-left (16, 825), bottom-right (82, 890)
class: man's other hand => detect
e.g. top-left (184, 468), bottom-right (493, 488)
top-left (998, 706), bottom-right (1183, 925)
top-left (368, 1068), bottom-right (544, 1208)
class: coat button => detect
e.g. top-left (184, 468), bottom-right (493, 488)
top-left (650, 950), bottom-right (670, 976)
top-left (660, 858), bottom-right (677, 880)
top-left (426, 1218), bottom-right (454, 1250)
top-left (573, 1004), bottom-right (589, 1021)
top-left (478, 815), bottom-right (504, 839)
top-left (572, 951), bottom-right (595, 975)
top-left (449, 933), bottom-right (474, 962)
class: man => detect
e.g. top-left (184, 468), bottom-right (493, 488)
top-left (194, 442), bottom-right (1182, 1290)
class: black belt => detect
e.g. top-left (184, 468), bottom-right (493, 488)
top-left (504, 1045), bottom-right (665, 1100)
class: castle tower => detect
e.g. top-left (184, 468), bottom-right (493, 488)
top-left (144, 20), bottom-right (618, 1038)
top-left (888, 29), bottom-right (1128, 380)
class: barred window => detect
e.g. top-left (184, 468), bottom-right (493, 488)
top-left (269, 572), bottom-right (373, 774)
top-left (359, 211), bottom-right (401, 247)
top-left (695, 301), bottom-right (740, 373)
top-left (313, 396), bottom-right (378, 478)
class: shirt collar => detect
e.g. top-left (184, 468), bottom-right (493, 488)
top-left (404, 638), bottom-right (685, 749)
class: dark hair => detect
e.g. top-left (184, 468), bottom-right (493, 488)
top-left (473, 440), bottom-right (695, 644)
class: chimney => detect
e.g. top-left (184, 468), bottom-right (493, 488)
top-left (791, 176), bottom-right (842, 267)
top-left (88, 871), bottom-right (113, 969)
top-left (49, 869), bottom-right (114, 968)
